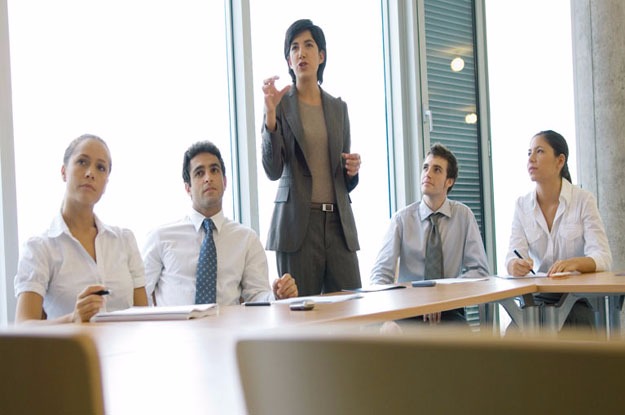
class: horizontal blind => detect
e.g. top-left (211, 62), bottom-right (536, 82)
top-left (423, 0), bottom-right (484, 240)
top-left (424, 0), bottom-right (483, 326)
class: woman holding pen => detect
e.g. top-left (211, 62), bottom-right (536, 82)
top-left (505, 130), bottom-right (612, 326)
top-left (14, 134), bottom-right (148, 323)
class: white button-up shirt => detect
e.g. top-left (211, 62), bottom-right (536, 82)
top-left (14, 212), bottom-right (146, 319)
top-left (142, 209), bottom-right (274, 306)
top-left (505, 179), bottom-right (612, 273)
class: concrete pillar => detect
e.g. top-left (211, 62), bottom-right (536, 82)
top-left (571, 0), bottom-right (625, 270)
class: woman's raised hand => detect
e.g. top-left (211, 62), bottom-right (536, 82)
top-left (262, 76), bottom-right (290, 131)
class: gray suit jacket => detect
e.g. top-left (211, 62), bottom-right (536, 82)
top-left (261, 86), bottom-right (359, 253)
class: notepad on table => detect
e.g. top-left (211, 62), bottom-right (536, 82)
top-left (92, 304), bottom-right (218, 322)
top-left (274, 293), bottom-right (363, 304)
top-left (343, 284), bottom-right (406, 293)
top-left (434, 277), bottom-right (490, 284)
top-left (496, 271), bottom-right (579, 279)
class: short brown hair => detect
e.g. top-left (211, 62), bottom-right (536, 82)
top-left (427, 143), bottom-right (458, 193)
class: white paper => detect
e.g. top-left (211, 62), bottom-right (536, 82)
top-left (434, 277), bottom-right (490, 284)
top-left (495, 271), bottom-right (579, 279)
top-left (495, 274), bottom-right (547, 279)
top-left (273, 293), bottom-right (363, 304)
top-left (92, 304), bottom-right (218, 321)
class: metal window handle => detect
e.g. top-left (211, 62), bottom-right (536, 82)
top-left (424, 109), bottom-right (434, 132)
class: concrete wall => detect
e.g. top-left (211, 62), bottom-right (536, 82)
top-left (571, 0), bottom-right (625, 270)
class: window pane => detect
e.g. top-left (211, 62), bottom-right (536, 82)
top-left (9, 0), bottom-right (231, 248)
top-left (423, 0), bottom-right (485, 239)
top-left (486, 0), bottom-right (576, 274)
top-left (249, 0), bottom-right (389, 283)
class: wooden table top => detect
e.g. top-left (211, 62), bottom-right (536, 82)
top-left (5, 272), bottom-right (624, 414)
top-left (532, 271), bottom-right (625, 293)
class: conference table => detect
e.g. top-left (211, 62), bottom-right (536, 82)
top-left (9, 272), bottom-right (625, 414)
top-left (80, 278), bottom-right (535, 415)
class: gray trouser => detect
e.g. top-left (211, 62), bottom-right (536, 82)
top-left (276, 208), bottom-right (361, 296)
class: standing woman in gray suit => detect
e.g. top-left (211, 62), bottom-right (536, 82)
top-left (261, 19), bottom-right (362, 296)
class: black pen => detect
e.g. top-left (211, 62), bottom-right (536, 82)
top-left (513, 250), bottom-right (536, 275)
top-left (244, 302), bottom-right (271, 306)
top-left (94, 289), bottom-right (111, 296)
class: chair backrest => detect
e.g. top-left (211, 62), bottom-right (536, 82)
top-left (237, 331), bottom-right (625, 415)
top-left (0, 330), bottom-right (105, 415)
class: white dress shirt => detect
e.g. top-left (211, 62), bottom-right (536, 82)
top-left (14, 212), bottom-right (146, 319)
top-left (143, 209), bottom-right (274, 306)
top-left (370, 198), bottom-right (490, 284)
top-left (505, 178), bottom-right (612, 273)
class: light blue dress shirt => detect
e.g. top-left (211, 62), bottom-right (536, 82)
top-left (370, 198), bottom-right (490, 284)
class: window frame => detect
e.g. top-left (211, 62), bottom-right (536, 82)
top-left (383, 0), bottom-right (495, 273)
top-left (1, 0), bottom-right (18, 324)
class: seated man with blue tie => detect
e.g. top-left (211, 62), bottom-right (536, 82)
top-left (143, 141), bottom-right (298, 306)
top-left (370, 143), bottom-right (489, 324)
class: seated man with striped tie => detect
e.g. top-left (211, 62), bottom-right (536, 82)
top-left (143, 141), bottom-right (298, 306)
top-left (370, 143), bottom-right (489, 324)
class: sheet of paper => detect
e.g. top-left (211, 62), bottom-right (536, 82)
top-left (495, 271), bottom-right (579, 279)
top-left (434, 277), bottom-right (490, 284)
top-left (495, 274), bottom-right (548, 279)
top-left (274, 293), bottom-right (363, 304)
top-left (93, 304), bottom-right (218, 321)
top-left (342, 284), bottom-right (406, 293)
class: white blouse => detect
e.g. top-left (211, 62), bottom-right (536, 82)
top-left (14, 212), bottom-right (146, 319)
top-left (505, 179), bottom-right (612, 273)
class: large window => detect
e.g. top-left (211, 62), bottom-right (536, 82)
top-left (249, 0), bottom-right (389, 282)
top-left (486, 0), bottom-right (576, 274)
top-left (8, 0), bottom-right (232, 251)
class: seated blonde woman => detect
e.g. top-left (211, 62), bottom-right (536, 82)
top-left (14, 134), bottom-right (147, 323)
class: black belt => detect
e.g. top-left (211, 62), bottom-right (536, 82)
top-left (311, 203), bottom-right (335, 212)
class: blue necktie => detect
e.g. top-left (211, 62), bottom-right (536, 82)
top-left (195, 218), bottom-right (217, 304)
top-left (424, 212), bottom-right (444, 280)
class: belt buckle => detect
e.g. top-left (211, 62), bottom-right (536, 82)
top-left (321, 203), bottom-right (334, 212)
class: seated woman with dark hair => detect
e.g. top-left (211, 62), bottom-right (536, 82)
top-left (506, 130), bottom-right (612, 327)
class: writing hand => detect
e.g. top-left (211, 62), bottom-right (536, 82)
top-left (73, 285), bottom-right (107, 323)
top-left (509, 258), bottom-right (534, 277)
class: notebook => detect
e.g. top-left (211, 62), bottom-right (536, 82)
top-left (92, 304), bottom-right (218, 322)
top-left (342, 284), bottom-right (407, 293)
top-left (496, 271), bottom-right (580, 279)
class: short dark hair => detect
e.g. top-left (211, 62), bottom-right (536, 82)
top-left (182, 141), bottom-right (226, 186)
top-left (63, 134), bottom-right (112, 173)
top-left (427, 143), bottom-right (458, 193)
top-left (533, 130), bottom-right (572, 183)
top-left (284, 19), bottom-right (327, 84)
